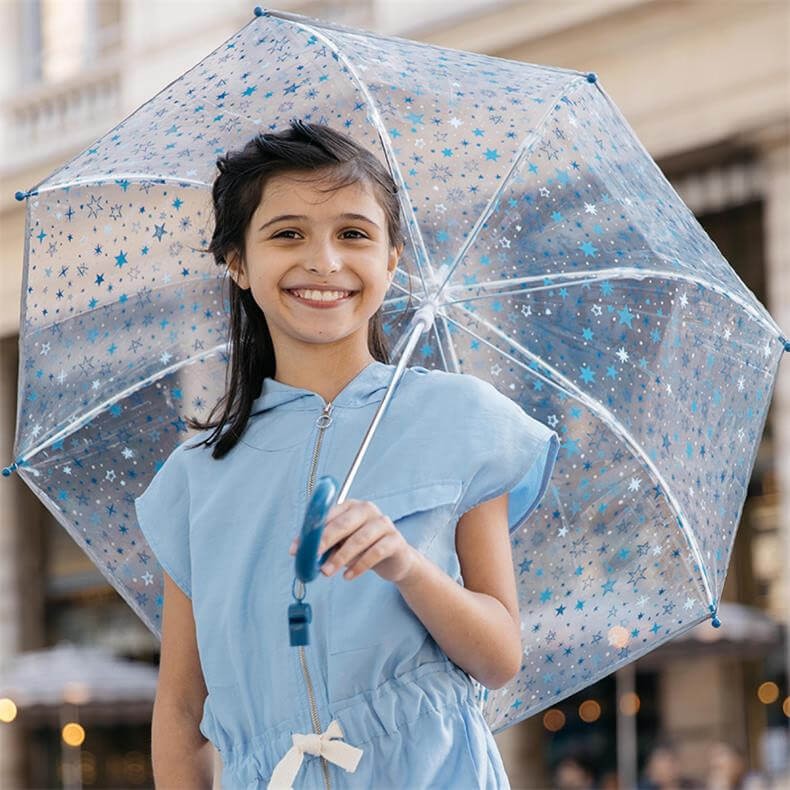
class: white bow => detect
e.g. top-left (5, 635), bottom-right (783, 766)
top-left (267, 719), bottom-right (364, 789)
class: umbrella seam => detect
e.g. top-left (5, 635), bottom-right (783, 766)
top-left (435, 75), bottom-right (589, 299)
top-left (439, 265), bottom-right (785, 341)
top-left (285, 19), bottom-right (436, 302)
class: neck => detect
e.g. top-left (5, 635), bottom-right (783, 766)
top-left (272, 342), bottom-right (377, 404)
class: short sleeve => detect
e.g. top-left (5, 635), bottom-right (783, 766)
top-left (134, 443), bottom-right (192, 599)
top-left (457, 377), bottom-right (559, 534)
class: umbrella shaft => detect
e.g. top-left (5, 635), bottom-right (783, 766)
top-left (336, 313), bottom-right (431, 505)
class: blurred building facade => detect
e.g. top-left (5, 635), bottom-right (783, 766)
top-left (0, 0), bottom-right (788, 787)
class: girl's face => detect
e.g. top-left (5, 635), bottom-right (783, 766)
top-left (227, 170), bottom-right (401, 356)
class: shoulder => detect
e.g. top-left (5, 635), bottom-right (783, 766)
top-left (403, 365), bottom-right (511, 412)
top-left (164, 427), bottom-right (218, 474)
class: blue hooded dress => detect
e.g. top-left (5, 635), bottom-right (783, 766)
top-left (134, 360), bottom-right (559, 789)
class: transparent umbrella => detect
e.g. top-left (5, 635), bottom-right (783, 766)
top-left (4, 6), bottom-right (788, 735)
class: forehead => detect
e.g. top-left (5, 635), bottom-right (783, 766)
top-left (257, 171), bottom-right (381, 216)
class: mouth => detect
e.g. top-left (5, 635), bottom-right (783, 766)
top-left (283, 288), bottom-right (358, 307)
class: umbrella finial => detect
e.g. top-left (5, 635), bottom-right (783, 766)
top-left (709, 601), bottom-right (721, 628)
top-left (586, 72), bottom-right (598, 83)
top-left (780, 335), bottom-right (790, 352)
top-left (253, 6), bottom-right (268, 17)
top-left (2, 462), bottom-right (17, 477)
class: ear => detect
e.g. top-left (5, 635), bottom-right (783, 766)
top-left (387, 242), bottom-right (403, 278)
top-left (226, 250), bottom-right (250, 290)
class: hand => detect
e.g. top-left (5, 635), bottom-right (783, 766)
top-left (288, 499), bottom-right (418, 584)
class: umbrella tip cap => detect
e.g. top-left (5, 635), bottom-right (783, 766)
top-left (254, 6), bottom-right (268, 16)
top-left (781, 336), bottom-right (790, 352)
top-left (586, 72), bottom-right (598, 83)
top-left (15, 191), bottom-right (26, 201)
top-left (2, 462), bottom-right (17, 477)
top-left (709, 602), bottom-right (721, 628)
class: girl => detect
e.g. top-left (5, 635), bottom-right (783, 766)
top-left (134, 121), bottom-right (559, 789)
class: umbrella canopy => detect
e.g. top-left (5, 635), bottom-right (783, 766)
top-left (4, 7), bottom-right (787, 734)
top-left (635, 601), bottom-right (784, 668)
top-left (0, 641), bottom-right (158, 708)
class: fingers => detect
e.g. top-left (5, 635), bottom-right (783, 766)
top-left (342, 533), bottom-right (400, 580)
top-left (321, 516), bottom-right (390, 577)
top-left (317, 499), bottom-right (378, 557)
top-left (287, 500), bottom-right (394, 582)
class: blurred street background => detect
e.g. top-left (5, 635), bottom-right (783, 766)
top-left (0, 1), bottom-right (788, 788)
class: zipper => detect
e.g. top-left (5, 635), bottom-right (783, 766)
top-left (298, 400), bottom-right (334, 790)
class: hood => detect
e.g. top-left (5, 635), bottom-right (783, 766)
top-left (250, 360), bottom-right (398, 414)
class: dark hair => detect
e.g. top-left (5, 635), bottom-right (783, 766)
top-left (185, 121), bottom-right (409, 459)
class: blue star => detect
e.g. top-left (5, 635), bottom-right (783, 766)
top-left (484, 148), bottom-right (500, 161)
top-left (601, 578), bottom-right (616, 595)
top-left (115, 251), bottom-right (127, 267)
top-left (153, 224), bottom-right (167, 241)
top-left (580, 365), bottom-right (596, 383)
top-left (618, 306), bottom-right (634, 327)
top-left (580, 241), bottom-right (598, 256)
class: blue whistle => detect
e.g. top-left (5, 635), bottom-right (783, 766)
top-left (294, 475), bottom-right (338, 583)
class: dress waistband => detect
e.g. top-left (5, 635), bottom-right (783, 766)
top-left (218, 660), bottom-right (476, 788)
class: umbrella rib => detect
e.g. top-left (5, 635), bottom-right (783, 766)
top-left (284, 20), bottom-right (435, 297)
top-left (441, 265), bottom-right (784, 340)
top-left (443, 302), bottom-right (716, 610)
top-left (434, 74), bottom-right (587, 298)
top-left (32, 174), bottom-right (212, 195)
top-left (15, 342), bottom-right (228, 466)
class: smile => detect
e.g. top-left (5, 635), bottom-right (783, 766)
top-left (284, 289), bottom-right (357, 308)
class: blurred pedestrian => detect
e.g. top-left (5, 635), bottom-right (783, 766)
top-left (554, 754), bottom-right (599, 789)
top-left (705, 741), bottom-right (767, 790)
top-left (638, 738), bottom-right (703, 789)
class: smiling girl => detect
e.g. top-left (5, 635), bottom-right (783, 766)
top-left (134, 121), bottom-right (559, 789)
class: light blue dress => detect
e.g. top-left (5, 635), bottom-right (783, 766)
top-left (134, 360), bottom-right (559, 789)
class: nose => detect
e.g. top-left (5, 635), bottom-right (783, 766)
top-left (306, 237), bottom-right (341, 276)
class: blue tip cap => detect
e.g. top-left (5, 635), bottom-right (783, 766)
top-left (254, 6), bottom-right (266, 16)
top-left (15, 191), bottom-right (27, 201)
top-left (781, 336), bottom-right (790, 352)
top-left (586, 72), bottom-right (598, 83)
top-left (2, 461), bottom-right (18, 477)
top-left (708, 602), bottom-right (721, 628)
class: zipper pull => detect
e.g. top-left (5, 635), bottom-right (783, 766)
top-left (316, 402), bottom-right (333, 429)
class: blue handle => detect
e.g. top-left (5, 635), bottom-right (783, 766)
top-left (295, 476), bottom-right (338, 583)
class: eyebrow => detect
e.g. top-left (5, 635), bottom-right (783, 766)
top-left (258, 213), bottom-right (382, 232)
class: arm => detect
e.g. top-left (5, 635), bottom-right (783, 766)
top-left (150, 571), bottom-right (214, 789)
top-left (395, 491), bottom-right (522, 689)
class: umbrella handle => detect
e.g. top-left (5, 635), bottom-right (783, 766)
top-left (294, 476), bottom-right (339, 583)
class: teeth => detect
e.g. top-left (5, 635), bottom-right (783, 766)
top-left (291, 289), bottom-right (351, 302)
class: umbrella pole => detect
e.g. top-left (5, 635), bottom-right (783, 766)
top-left (335, 304), bottom-right (436, 505)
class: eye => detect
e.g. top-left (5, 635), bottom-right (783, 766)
top-left (340, 229), bottom-right (368, 239)
top-left (271, 229), bottom-right (301, 239)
